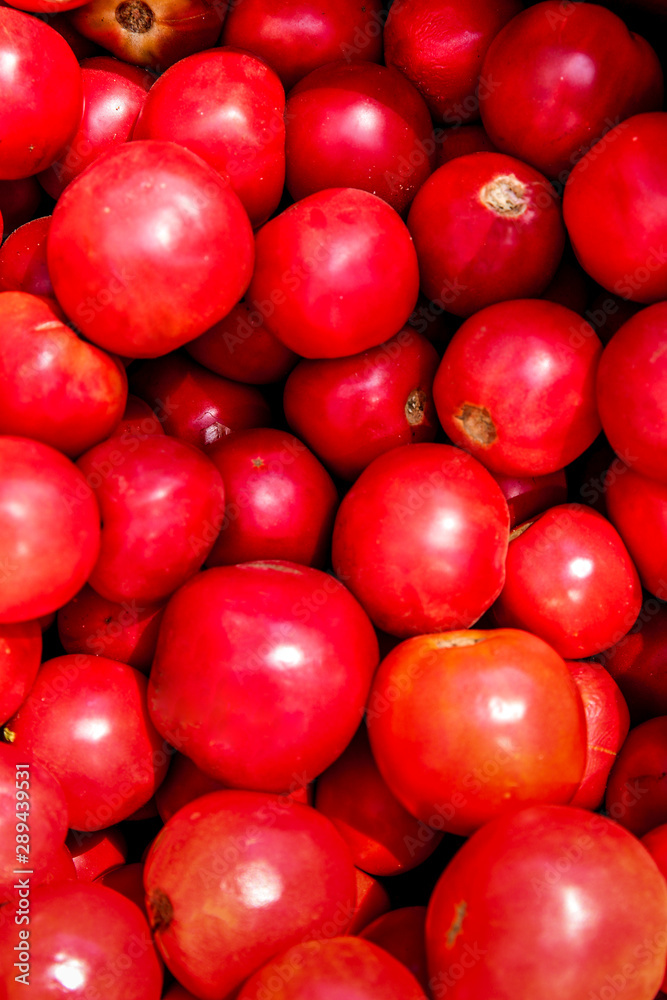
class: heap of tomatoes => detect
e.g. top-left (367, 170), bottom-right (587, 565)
top-left (1, 0), bottom-right (667, 997)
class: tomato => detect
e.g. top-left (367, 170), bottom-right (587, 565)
top-left (236, 937), bottom-right (428, 1000)
top-left (367, 628), bottom-right (586, 835)
top-left (596, 302), bottom-right (667, 484)
top-left (481, 2), bottom-right (663, 180)
top-left (38, 56), bottom-right (152, 199)
top-left (0, 619), bottom-right (41, 724)
top-left (283, 329), bottom-right (440, 481)
top-left (641, 823), bottom-right (667, 994)
top-left (148, 562), bottom-right (378, 790)
top-left (491, 469), bottom-right (568, 529)
top-left (605, 717), bottom-right (667, 836)
top-left (0, 217), bottom-right (52, 296)
top-left (383, 0), bottom-right (521, 123)
top-left (426, 805), bottom-right (667, 1000)
top-left (134, 48), bottom-right (285, 228)
top-left (0, 177), bottom-right (41, 238)
top-left (143, 790), bottom-right (357, 999)
top-left (96, 862), bottom-right (148, 917)
top-left (221, 0), bottom-right (384, 92)
top-left (540, 252), bottom-right (589, 314)
top-left (563, 113), bottom-right (667, 302)
top-left (408, 154), bottom-right (565, 317)
top-left (435, 124), bottom-right (497, 166)
top-left (432, 300), bottom-right (602, 476)
top-left (47, 141), bottom-right (254, 359)
top-left (76, 434), bottom-right (225, 604)
top-left (600, 601), bottom-right (667, 723)
top-left (0, 436), bottom-right (101, 624)
top-left (247, 188), bottom-right (419, 359)
top-left (5, 654), bottom-right (169, 830)
top-left (0, 8), bottom-right (82, 180)
top-left (605, 469), bottom-right (667, 598)
top-left (67, 825), bottom-right (127, 880)
top-left (360, 908), bottom-right (429, 994)
top-left (332, 443), bottom-right (509, 636)
top-left (110, 394), bottom-right (165, 439)
top-left (285, 60), bottom-right (434, 214)
top-left (350, 869), bottom-right (390, 934)
top-left (493, 503), bottom-right (642, 658)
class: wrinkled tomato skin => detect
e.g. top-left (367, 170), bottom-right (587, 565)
top-left (492, 469), bottom-right (568, 529)
top-left (360, 907), bottom-right (429, 995)
top-left (221, 0), bottom-right (384, 92)
top-left (596, 302), bottom-right (667, 485)
top-left (247, 188), bottom-right (420, 359)
top-left (407, 154), bottom-right (565, 318)
top-left (283, 329), bottom-right (440, 481)
top-left (332, 443), bottom-right (509, 637)
top-left (383, 0), bottom-right (521, 123)
top-left (599, 602), bottom-right (667, 724)
top-left (493, 504), bottom-right (642, 658)
top-left (563, 113), bottom-right (667, 303)
top-left (0, 217), bottom-right (53, 296)
top-left (47, 141), bottom-right (254, 359)
top-left (433, 300), bottom-right (602, 477)
top-left (426, 805), bottom-right (667, 1000)
top-left (134, 48), bottom-right (285, 228)
top-left (285, 61), bottom-right (434, 214)
top-left (481, 3), bottom-right (663, 180)
top-left (367, 629), bottom-right (586, 835)
top-left (605, 717), bottom-right (667, 837)
top-left (148, 563), bottom-right (379, 791)
top-left (605, 469), bottom-right (667, 598)
top-left (565, 660), bottom-right (630, 811)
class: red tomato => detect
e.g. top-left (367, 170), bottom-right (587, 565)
top-left (47, 141), bottom-right (254, 359)
top-left (481, 2), bottom-right (663, 179)
top-left (0, 436), bottom-right (101, 623)
top-left (605, 717), bottom-right (667, 836)
top-left (332, 443), bottom-right (510, 636)
top-left (0, 292), bottom-right (128, 456)
top-left (540, 252), bottom-right (589, 314)
top-left (596, 302), bottom-right (667, 485)
top-left (408, 154), bottom-right (565, 317)
top-left (435, 124), bottom-right (497, 166)
top-left (360, 907), bottom-right (430, 995)
top-left (640, 823), bottom-right (667, 993)
top-left (0, 8), bottom-right (82, 179)
top-left (432, 300), bottom-right (602, 476)
top-left (493, 504), bottom-right (642, 658)
top-left (600, 600), bottom-right (667, 723)
top-left (134, 48), bottom-right (285, 228)
top-left (76, 434), bottom-right (225, 604)
top-left (148, 563), bottom-right (378, 790)
top-left (221, 0), bottom-right (384, 92)
top-left (563, 113), bottom-right (667, 303)
top-left (285, 61), bottom-right (434, 214)
top-left (491, 469), bottom-right (568, 529)
top-left (383, 0), bottom-right (521, 123)
top-left (0, 178), bottom-right (41, 238)
top-left (0, 619), bottom-right (41, 723)
top-left (283, 329), bottom-right (440, 481)
top-left (95, 862), bottom-right (147, 918)
top-left (0, 217), bottom-right (52, 296)
top-left (110, 394), bottom-right (165, 439)
top-left (143, 790), bottom-right (357, 999)
top-left (367, 629), bottom-right (586, 835)
top-left (605, 469), bottom-right (667, 597)
top-left (247, 188), bottom-right (419, 359)
top-left (67, 825), bottom-right (128, 880)
top-left (426, 805), bottom-right (667, 1000)
top-left (40, 843), bottom-right (77, 887)
top-left (350, 869), bottom-right (390, 934)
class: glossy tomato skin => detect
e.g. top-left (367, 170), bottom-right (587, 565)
top-left (494, 504), bottom-right (642, 658)
top-left (130, 351), bottom-right (270, 451)
top-left (565, 660), bottom-right (630, 811)
top-left (383, 0), bottom-right (521, 122)
top-left (77, 434), bottom-right (225, 604)
top-left (0, 8), bottom-right (83, 179)
top-left (57, 584), bottom-right (165, 673)
top-left (221, 0), bottom-right (383, 92)
top-left (315, 725), bottom-right (443, 875)
top-left (0, 217), bottom-right (53, 296)
top-left (0, 619), bottom-right (41, 724)
top-left (360, 907), bottom-right (429, 994)
top-left (67, 825), bottom-right (127, 880)
top-left (38, 57), bottom-right (152, 199)
top-left (433, 300), bottom-right (602, 477)
top-left (640, 821), bottom-right (667, 989)
top-left (47, 141), bottom-right (254, 359)
top-left (283, 329), bottom-right (439, 481)
top-left (0, 882), bottom-right (162, 1000)
top-left (367, 629), bottom-right (586, 835)
top-left (563, 113), bottom-right (667, 303)
top-left (206, 428), bottom-right (338, 568)
top-left (6, 655), bottom-right (169, 831)
top-left (69, 0), bottom-right (223, 69)
top-left (0, 436), bottom-right (101, 624)
top-left (110, 394), bottom-right (165, 439)
top-left (605, 469), bottom-right (667, 597)
top-left (605, 717), bottom-right (667, 836)
top-left (426, 805), bottom-right (667, 1000)
top-left (247, 188), bottom-right (419, 359)
top-left (285, 61), bottom-right (434, 214)
top-left (148, 563), bottom-right (378, 790)
top-left (143, 790), bottom-right (357, 999)
top-left (236, 937), bottom-right (428, 1000)
top-left (435, 124), bottom-right (497, 166)
top-left (599, 602), bottom-right (667, 723)
top-left (0, 292), bottom-right (128, 457)
top-left (492, 469), bottom-right (568, 529)
top-left (134, 48), bottom-right (285, 228)
top-left (185, 300), bottom-right (298, 385)
top-left (596, 302), bottom-right (667, 485)
top-left (408, 154), bottom-right (565, 317)
top-left (332, 444), bottom-right (509, 637)
top-left (481, 2), bottom-right (663, 180)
